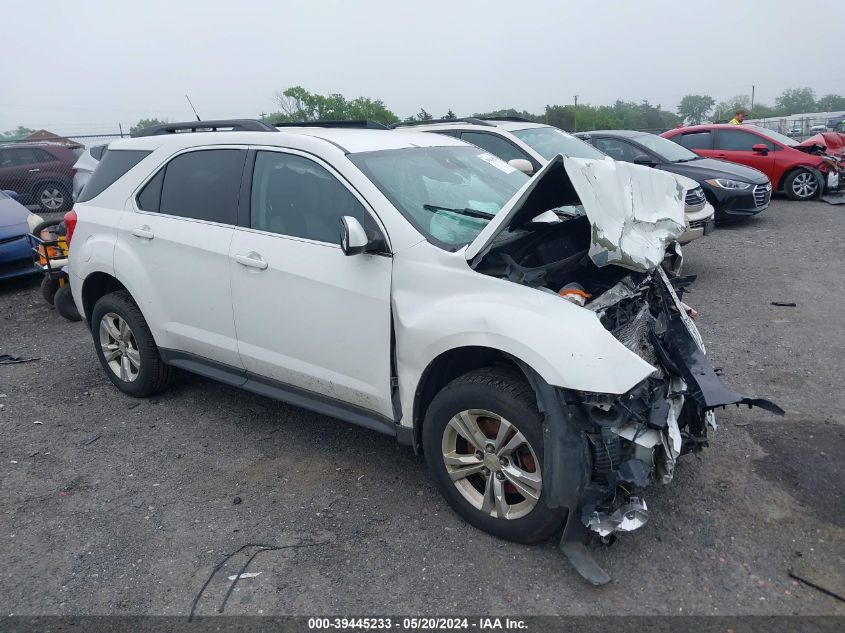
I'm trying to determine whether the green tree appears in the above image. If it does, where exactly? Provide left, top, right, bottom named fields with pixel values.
left=816, top=94, right=845, bottom=112
left=473, top=108, right=538, bottom=122
left=713, top=95, right=751, bottom=122
left=129, top=118, right=166, bottom=135
left=775, top=88, right=816, bottom=115
left=271, top=86, right=400, bottom=125
left=677, top=94, right=715, bottom=125
left=443, top=109, right=457, bottom=120
left=1, top=126, right=35, bottom=140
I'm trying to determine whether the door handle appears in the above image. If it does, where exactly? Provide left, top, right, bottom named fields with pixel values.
left=131, top=226, right=154, bottom=239
left=715, top=153, right=727, bottom=158
left=234, top=252, right=268, bottom=270
left=28, top=168, right=40, bottom=173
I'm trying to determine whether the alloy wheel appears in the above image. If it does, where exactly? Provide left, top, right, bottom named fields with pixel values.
left=791, top=172, right=819, bottom=199
left=441, top=409, right=541, bottom=520
left=99, top=313, right=141, bottom=382
left=40, top=187, right=64, bottom=210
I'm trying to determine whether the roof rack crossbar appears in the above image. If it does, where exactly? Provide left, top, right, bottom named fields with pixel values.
left=132, top=119, right=278, bottom=137
left=477, top=116, right=537, bottom=123
left=390, top=117, right=494, bottom=128
left=273, top=120, right=389, bottom=130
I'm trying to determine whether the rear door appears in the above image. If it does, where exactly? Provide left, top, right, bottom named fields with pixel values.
left=674, top=130, right=716, bottom=159
left=713, top=129, right=775, bottom=175
left=229, top=148, right=394, bottom=418
left=115, top=147, right=246, bottom=368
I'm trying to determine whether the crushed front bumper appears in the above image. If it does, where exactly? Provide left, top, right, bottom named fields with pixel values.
left=533, top=266, right=783, bottom=584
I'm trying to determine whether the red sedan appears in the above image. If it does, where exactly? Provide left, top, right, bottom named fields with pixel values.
left=662, top=124, right=840, bottom=201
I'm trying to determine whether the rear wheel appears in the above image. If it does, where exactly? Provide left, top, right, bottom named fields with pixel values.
left=40, top=276, right=60, bottom=305
left=35, top=183, right=72, bottom=212
left=422, top=367, right=567, bottom=544
left=54, top=284, right=81, bottom=322
left=785, top=169, right=820, bottom=201
left=90, top=291, right=174, bottom=397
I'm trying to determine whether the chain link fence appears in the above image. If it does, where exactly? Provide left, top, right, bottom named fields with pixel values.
left=0, top=133, right=125, bottom=213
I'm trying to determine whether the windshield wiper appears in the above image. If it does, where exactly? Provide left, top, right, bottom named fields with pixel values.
left=422, top=204, right=495, bottom=219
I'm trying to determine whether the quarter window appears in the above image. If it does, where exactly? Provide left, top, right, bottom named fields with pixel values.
left=78, top=149, right=151, bottom=202
left=459, top=132, right=529, bottom=163
left=137, top=149, right=244, bottom=224
left=249, top=151, right=371, bottom=244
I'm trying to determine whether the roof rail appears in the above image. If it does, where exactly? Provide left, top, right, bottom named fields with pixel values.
left=274, top=120, right=389, bottom=130
left=477, top=116, right=537, bottom=123
left=391, top=117, right=494, bottom=129
left=132, top=119, right=278, bottom=137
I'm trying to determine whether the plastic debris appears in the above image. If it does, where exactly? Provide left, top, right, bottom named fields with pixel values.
left=558, top=283, right=592, bottom=306
left=227, top=572, right=261, bottom=581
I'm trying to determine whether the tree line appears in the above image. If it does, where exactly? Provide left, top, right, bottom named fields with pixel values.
left=5, top=85, right=844, bottom=140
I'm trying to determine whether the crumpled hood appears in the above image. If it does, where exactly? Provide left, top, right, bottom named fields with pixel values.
left=466, top=154, right=686, bottom=273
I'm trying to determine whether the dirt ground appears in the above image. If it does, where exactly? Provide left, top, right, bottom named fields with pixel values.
left=1, top=198, right=843, bottom=616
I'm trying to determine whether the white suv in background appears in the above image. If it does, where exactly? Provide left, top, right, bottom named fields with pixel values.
left=67, top=120, right=778, bottom=584
left=398, top=117, right=714, bottom=243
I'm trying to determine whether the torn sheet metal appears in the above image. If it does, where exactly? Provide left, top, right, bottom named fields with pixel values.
left=587, top=497, right=649, bottom=538
left=563, top=157, right=686, bottom=272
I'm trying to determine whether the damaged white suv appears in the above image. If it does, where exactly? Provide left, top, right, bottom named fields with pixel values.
left=68, top=120, right=780, bottom=584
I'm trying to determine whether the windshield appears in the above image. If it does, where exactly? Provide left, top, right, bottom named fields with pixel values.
left=632, top=133, right=699, bottom=162
left=511, top=126, right=606, bottom=161
left=349, top=146, right=529, bottom=249
left=748, top=126, right=798, bottom=147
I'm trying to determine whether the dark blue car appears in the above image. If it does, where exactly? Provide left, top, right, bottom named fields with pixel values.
left=0, top=189, right=40, bottom=280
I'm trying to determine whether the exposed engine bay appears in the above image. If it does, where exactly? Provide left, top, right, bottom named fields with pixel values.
left=470, top=158, right=784, bottom=584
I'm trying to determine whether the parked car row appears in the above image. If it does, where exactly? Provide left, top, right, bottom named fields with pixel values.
left=53, top=119, right=782, bottom=586
left=0, top=142, right=80, bottom=212
left=662, top=124, right=842, bottom=201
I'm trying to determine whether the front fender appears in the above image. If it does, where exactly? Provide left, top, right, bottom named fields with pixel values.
left=392, top=242, right=654, bottom=426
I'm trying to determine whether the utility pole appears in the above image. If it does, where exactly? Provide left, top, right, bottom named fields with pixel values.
left=118, top=122, right=124, bottom=137
left=750, top=85, right=755, bottom=117
left=573, top=95, right=579, bottom=132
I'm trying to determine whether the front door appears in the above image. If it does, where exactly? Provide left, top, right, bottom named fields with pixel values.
left=230, top=149, right=394, bottom=418
left=713, top=128, right=775, bottom=175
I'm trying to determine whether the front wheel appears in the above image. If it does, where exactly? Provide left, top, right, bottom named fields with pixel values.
left=90, top=291, right=174, bottom=397
left=422, top=367, right=567, bottom=544
left=784, top=169, right=820, bottom=201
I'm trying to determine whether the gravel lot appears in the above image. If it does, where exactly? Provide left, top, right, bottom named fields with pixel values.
left=1, top=198, right=843, bottom=616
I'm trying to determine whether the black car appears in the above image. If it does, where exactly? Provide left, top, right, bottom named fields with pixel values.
left=576, top=130, right=772, bottom=222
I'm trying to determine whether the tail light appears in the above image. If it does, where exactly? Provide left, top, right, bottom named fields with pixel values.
left=64, top=209, right=78, bottom=244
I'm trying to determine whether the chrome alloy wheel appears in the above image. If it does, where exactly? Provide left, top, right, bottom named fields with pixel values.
left=99, top=312, right=141, bottom=382
left=40, top=186, right=64, bottom=210
left=791, top=171, right=819, bottom=199
left=441, top=409, right=541, bottom=520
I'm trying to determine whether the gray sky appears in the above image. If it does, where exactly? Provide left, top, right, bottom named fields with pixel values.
left=2, top=0, right=842, bottom=134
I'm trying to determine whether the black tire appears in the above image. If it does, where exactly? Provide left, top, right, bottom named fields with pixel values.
left=90, top=290, right=174, bottom=398
left=31, top=219, right=63, bottom=237
left=40, top=276, right=60, bottom=305
left=54, top=284, right=82, bottom=322
left=34, top=182, right=72, bottom=213
left=422, top=366, right=567, bottom=544
left=784, top=169, right=821, bottom=201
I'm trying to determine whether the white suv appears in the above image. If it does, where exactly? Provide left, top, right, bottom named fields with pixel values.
left=398, top=117, right=715, bottom=243
left=68, top=120, right=779, bottom=584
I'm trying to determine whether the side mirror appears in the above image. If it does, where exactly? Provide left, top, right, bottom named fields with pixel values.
left=2, top=190, right=19, bottom=200
left=340, top=216, right=383, bottom=256
left=752, top=143, right=769, bottom=155
left=633, top=155, right=656, bottom=167
left=508, top=158, right=534, bottom=175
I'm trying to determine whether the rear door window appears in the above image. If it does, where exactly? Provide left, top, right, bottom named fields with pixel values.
left=459, top=132, right=530, bottom=163
left=676, top=131, right=713, bottom=150
left=138, top=149, right=245, bottom=225
left=77, top=149, right=151, bottom=202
